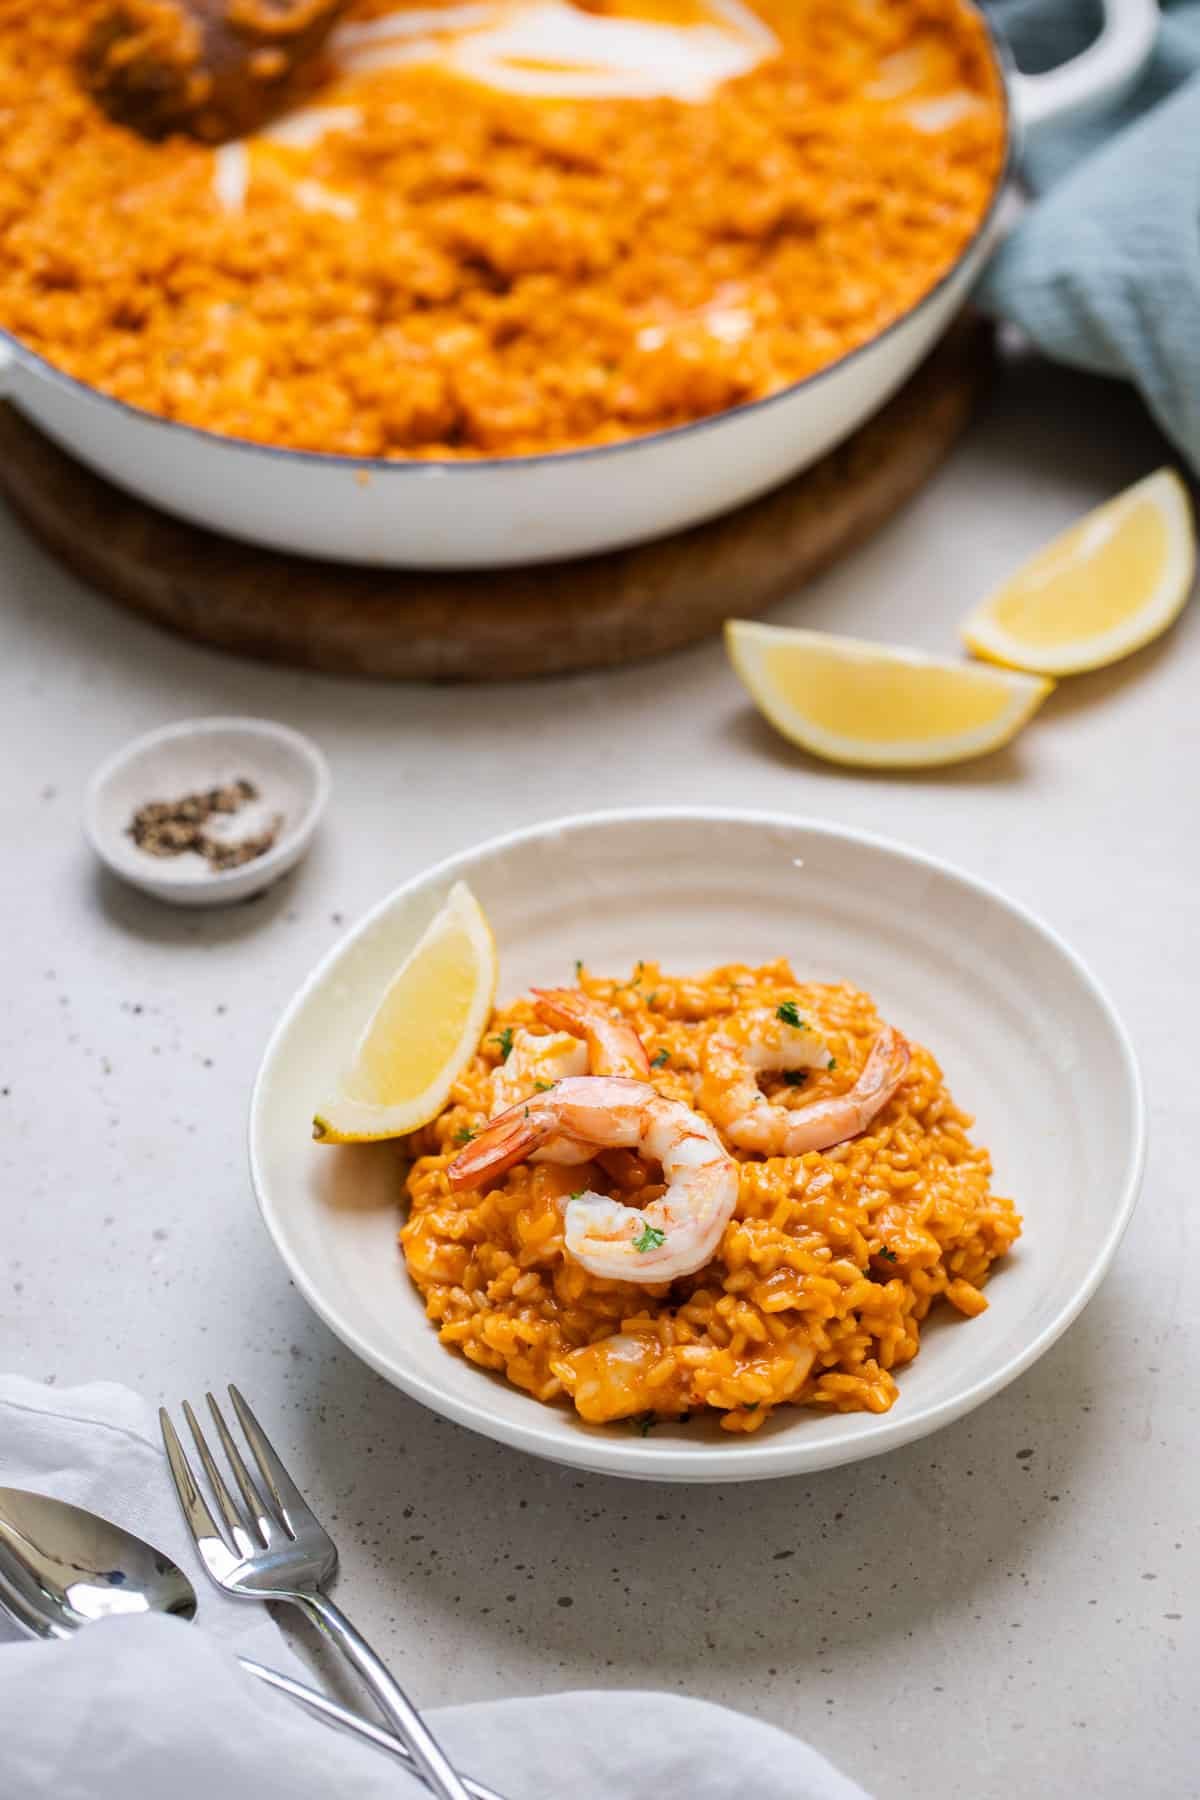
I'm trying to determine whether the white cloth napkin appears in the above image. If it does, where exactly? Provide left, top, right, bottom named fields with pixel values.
left=0, top=1376, right=869, bottom=1799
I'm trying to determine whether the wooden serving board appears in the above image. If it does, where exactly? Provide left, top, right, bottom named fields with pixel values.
left=0, top=317, right=990, bottom=681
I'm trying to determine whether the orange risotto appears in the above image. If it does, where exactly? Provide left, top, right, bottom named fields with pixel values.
left=0, top=0, right=1005, bottom=458
left=401, top=961, right=1020, bottom=1431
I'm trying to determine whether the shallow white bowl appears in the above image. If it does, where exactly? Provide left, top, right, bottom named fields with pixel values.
left=250, top=810, right=1144, bottom=1483
left=86, top=717, right=329, bottom=908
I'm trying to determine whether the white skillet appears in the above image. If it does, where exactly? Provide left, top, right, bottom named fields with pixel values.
left=0, top=0, right=1156, bottom=568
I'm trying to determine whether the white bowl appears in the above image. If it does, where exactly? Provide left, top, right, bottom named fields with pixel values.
left=86, top=717, right=329, bottom=908
left=250, top=810, right=1145, bottom=1483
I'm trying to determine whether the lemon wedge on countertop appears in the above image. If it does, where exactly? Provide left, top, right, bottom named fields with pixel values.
left=962, top=468, right=1196, bottom=676
left=725, top=620, right=1052, bottom=769
left=312, top=880, right=496, bottom=1144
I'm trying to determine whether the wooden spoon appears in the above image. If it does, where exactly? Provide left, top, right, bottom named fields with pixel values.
left=79, top=0, right=349, bottom=142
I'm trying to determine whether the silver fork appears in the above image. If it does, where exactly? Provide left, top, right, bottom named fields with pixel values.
left=161, top=1384, right=473, bottom=1800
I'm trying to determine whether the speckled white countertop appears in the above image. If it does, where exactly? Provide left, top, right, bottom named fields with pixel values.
left=3, top=348, right=1197, bottom=1800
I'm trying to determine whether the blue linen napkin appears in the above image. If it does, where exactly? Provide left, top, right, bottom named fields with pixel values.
left=980, top=1, right=1200, bottom=473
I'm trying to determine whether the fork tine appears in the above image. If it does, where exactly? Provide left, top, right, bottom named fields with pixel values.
left=183, top=1399, right=259, bottom=1557
left=160, top=1407, right=228, bottom=1553
left=228, top=1384, right=312, bottom=1540
left=205, top=1391, right=277, bottom=1545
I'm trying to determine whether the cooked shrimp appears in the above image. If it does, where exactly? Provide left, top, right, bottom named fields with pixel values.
left=447, top=1075, right=738, bottom=1282
left=531, top=988, right=651, bottom=1078
left=701, top=1015, right=910, bottom=1156
left=698, top=1005, right=834, bottom=1127
left=489, top=1029, right=587, bottom=1114
left=520, top=987, right=653, bottom=1189
left=489, top=988, right=648, bottom=1115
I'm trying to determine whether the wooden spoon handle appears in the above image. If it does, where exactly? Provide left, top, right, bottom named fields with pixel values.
left=80, top=0, right=349, bottom=142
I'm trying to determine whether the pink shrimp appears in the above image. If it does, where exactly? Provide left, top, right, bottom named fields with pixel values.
left=531, top=988, right=651, bottom=1078
left=702, top=1021, right=911, bottom=1156
left=487, top=990, right=649, bottom=1116
left=447, top=1075, right=738, bottom=1283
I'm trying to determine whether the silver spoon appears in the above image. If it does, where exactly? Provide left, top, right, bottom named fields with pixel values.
left=0, top=1488, right=501, bottom=1799
left=0, top=1485, right=197, bottom=1634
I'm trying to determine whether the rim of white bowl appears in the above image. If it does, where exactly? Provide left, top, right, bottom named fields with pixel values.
left=249, top=807, right=1146, bottom=1481
left=85, top=715, right=330, bottom=894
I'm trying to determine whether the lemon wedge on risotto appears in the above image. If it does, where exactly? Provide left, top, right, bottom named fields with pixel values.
left=963, top=468, right=1196, bottom=676
left=726, top=621, right=1052, bottom=769
left=312, top=880, right=496, bottom=1144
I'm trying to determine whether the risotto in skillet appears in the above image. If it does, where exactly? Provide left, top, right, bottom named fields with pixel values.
left=0, top=0, right=1005, bottom=457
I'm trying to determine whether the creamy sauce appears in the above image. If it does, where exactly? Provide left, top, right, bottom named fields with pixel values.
left=868, top=45, right=927, bottom=100
left=214, top=0, right=779, bottom=211
left=866, top=38, right=982, bottom=130
left=211, top=2, right=983, bottom=215
left=259, top=104, right=364, bottom=148
left=636, top=302, right=754, bottom=351
left=331, top=0, right=778, bottom=102
left=331, top=3, right=495, bottom=48
left=293, top=178, right=359, bottom=217
left=905, top=90, right=987, bottom=131
left=212, top=141, right=249, bottom=212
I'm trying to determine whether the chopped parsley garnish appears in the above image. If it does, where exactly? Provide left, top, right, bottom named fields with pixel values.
left=646, top=991, right=659, bottom=1008
left=491, top=1026, right=514, bottom=1061
left=782, top=1069, right=808, bottom=1087
left=632, top=1411, right=657, bottom=1436
left=632, top=1223, right=666, bottom=1253
left=744, top=1400, right=759, bottom=1411
left=574, top=959, right=583, bottom=980
left=776, top=1001, right=806, bottom=1029
left=828, top=1057, right=838, bottom=1071
left=453, top=1126, right=475, bottom=1144
left=568, top=1190, right=585, bottom=1201
left=533, top=1079, right=556, bottom=1092
left=878, top=1245, right=898, bottom=1262
left=650, top=1048, right=669, bottom=1069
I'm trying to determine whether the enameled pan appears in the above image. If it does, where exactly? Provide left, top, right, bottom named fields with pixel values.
left=0, top=0, right=1156, bottom=568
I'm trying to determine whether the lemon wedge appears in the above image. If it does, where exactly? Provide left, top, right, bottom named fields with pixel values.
left=963, top=468, right=1196, bottom=676
left=312, top=880, right=496, bottom=1144
left=726, top=620, right=1052, bottom=769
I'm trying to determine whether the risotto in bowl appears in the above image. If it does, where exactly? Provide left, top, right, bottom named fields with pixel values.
left=403, top=962, right=1019, bottom=1432
left=250, top=811, right=1144, bottom=1481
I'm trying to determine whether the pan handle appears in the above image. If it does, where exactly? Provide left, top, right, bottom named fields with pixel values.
left=1008, top=0, right=1158, bottom=134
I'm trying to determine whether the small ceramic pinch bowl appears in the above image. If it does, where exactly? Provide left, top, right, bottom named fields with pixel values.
left=85, top=716, right=329, bottom=908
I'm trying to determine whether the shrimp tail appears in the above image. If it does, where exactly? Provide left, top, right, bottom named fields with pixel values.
left=860, top=1025, right=911, bottom=1106
left=774, top=1024, right=911, bottom=1155
left=530, top=988, right=595, bottom=1033
left=531, top=987, right=651, bottom=1078
left=447, top=1098, right=550, bottom=1192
